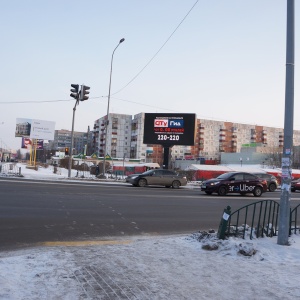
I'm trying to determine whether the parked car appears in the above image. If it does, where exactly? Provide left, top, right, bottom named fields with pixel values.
left=291, top=179, right=300, bottom=192
left=201, top=172, right=268, bottom=197
left=126, top=169, right=187, bottom=188
left=251, top=173, right=278, bottom=192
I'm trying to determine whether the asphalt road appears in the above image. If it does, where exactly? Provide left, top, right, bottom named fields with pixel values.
left=1, top=178, right=300, bottom=250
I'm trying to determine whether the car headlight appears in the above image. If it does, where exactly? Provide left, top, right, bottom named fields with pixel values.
left=210, top=181, right=220, bottom=186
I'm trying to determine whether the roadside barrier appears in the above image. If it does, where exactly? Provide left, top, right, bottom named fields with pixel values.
left=0, top=163, right=21, bottom=176
left=217, top=200, right=300, bottom=239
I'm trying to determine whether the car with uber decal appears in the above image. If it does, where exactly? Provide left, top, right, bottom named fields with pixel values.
left=201, top=172, right=268, bottom=197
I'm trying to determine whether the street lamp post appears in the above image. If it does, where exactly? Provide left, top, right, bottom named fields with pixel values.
left=102, top=38, right=125, bottom=177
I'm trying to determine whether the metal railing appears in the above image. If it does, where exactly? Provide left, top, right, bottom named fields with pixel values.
left=219, top=200, right=300, bottom=239
left=0, top=163, right=21, bottom=176
left=290, top=203, right=300, bottom=235
left=226, top=200, right=280, bottom=239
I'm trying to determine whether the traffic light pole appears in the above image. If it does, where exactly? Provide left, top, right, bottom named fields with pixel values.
left=68, top=99, right=78, bottom=178
left=68, top=83, right=90, bottom=178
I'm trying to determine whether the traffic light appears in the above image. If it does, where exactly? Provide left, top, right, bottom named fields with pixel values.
left=80, top=85, right=90, bottom=101
left=70, top=84, right=79, bottom=100
left=65, top=147, right=69, bottom=155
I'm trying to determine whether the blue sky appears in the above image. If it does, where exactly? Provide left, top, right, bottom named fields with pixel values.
left=0, top=1, right=298, bottom=150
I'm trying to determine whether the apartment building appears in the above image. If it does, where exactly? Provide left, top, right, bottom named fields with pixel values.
left=92, top=113, right=300, bottom=165
left=46, top=129, right=90, bottom=155
left=93, top=113, right=132, bottom=158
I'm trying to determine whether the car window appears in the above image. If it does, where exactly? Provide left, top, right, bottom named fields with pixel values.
left=163, top=170, right=176, bottom=176
left=142, top=170, right=155, bottom=175
left=244, top=174, right=258, bottom=180
left=217, top=173, right=233, bottom=180
left=230, top=174, right=243, bottom=181
left=253, top=173, right=265, bottom=178
left=154, top=170, right=163, bottom=176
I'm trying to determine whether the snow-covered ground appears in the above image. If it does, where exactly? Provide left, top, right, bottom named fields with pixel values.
left=1, top=163, right=300, bottom=299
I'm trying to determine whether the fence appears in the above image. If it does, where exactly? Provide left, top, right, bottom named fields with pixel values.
left=290, top=203, right=300, bottom=235
left=0, top=163, right=21, bottom=176
left=218, top=200, right=300, bottom=240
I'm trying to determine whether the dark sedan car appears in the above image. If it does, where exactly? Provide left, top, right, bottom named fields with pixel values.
left=201, top=172, right=268, bottom=197
left=291, top=179, right=300, bottom=192
left=252, top=173, right=278, bottom=192
left=126, top=169, right=187, bottom=188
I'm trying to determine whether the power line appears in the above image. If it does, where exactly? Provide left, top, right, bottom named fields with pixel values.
left=0, top=99, right=73, bottom=104
left=111, top=0, right=199, bottom=95
left=0, top=1, right=199, bottom=109
left=0, top=97, right=105, bottom=104
left=110, top=96, right=180, bottom=112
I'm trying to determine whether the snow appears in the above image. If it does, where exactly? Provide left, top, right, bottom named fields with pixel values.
left=1, top=163, right=300, bottom=299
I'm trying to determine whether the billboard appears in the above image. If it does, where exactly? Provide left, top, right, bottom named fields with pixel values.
left=15, top=118, right=55, bottom=140
left=30, top=119, right=55, bottom=140
left=143, top=113, right=196, bottom=146
left=21, top=137, right=44, bottom=149
left=15, top=118, right=31, bottom=137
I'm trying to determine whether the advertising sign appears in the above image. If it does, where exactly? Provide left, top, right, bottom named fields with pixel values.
left=30, top=119, right=55, bottom=140
left=16, top=118, right=55, bottom=140
left=15, top=118, right=31, bottom=137
left=143, top=113, right=196, bottom=146
left=21, top=137, right=44, bottom=149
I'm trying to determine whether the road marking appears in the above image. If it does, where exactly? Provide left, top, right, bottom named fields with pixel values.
left=40, top=240, right=132, bottom=247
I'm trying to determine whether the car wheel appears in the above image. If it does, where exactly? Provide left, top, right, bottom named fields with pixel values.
left=291, top=188, right=296, bottom=192
left=172, top=180, right=181, bottom=189
left=138, top=178, right=147, bottom=187
left=253, top=186, right=263, bottom=197
left=205, top=191, right=212, bottom=195
left=268, top=183, right=277, bottom=192
left=218, top=185, right=227, bottom=196
left=165, top=186, right=171, bottom=188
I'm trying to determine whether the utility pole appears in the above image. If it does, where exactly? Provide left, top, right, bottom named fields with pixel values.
left=278, top=0, right=295, bottom=245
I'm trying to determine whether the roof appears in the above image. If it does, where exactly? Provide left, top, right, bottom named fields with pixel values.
left=188, top=164, right=300, bottom=175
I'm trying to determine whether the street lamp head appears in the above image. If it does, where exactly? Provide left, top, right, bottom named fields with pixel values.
left=119, top=38, right=125, bottom=44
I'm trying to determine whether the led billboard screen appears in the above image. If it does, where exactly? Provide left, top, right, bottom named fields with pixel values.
left=143, top=113, right=196, bottom=146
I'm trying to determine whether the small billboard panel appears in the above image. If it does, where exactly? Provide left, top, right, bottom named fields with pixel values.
left=15, top=118, right=31, bottom=137
left=143, top=113, right=196, bottom=146
left=16, top=118, right=55, bottom=140
left=30, top=119, right=55, bottom=140
left=21, top=137, right=44, bottom=149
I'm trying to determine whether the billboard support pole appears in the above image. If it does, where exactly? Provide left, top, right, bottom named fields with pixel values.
left=68, top=100, right=78, bottom=178
left=29, top=141, right=33, bottom=166
left=163, top=146, right=170, bottom=169
left=34, top=139, right=37, bottom=169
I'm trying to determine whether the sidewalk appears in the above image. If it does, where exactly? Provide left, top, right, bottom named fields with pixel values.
left=1, top=233, right=300, bottom=299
